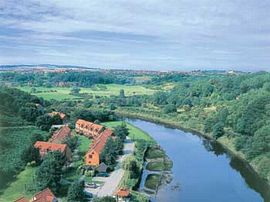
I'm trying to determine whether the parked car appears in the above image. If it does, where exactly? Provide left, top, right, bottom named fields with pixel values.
left=85, top=182, right=98, bottom=188
left=96, top=172, right=109, bottom=177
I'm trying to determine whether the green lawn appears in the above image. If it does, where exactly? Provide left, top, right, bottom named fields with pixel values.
left=77, top=135, right=92, bottom=154
left=0, top=166, right=36, bottom=202
left=18, top=84, right=156, bottom=101
left=102, top=121, right=154, bottom=142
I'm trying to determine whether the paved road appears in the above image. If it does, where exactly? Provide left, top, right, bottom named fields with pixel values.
left=85, top=137, right=135, bottom=197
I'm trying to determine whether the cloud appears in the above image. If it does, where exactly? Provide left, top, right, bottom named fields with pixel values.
left=0, top=0, right=270, bottom=71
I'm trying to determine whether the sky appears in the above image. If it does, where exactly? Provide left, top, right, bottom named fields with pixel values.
left=0, top=0, right=270, bottom=71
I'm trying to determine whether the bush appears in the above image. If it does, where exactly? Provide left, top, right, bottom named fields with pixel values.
left=93, top=196, right=116, bottom=202
left=212, top=122, right=224, bottom=139
left=163, top=104, right=177, bottom=114
left=67, top=180, right=85, bottom=202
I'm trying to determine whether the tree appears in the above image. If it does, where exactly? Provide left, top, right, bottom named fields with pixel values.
left=218, top=108, right=228, bottom=123
left=83, top=100, right=93, bottom=108
left=67, top=180, right=85, bottom=202
left=71, top=86, right=81, bottom=94
left=246, top=125, right=270, bottom=159
left=263, top=82, right=270, bottom=92
left=114, top=137, right=124, bottom=155
left=118, top=89, right=126, bottom=106
left=204, top=117, right=215, bottom=133
left=119, top=89, right=125, bottom=98
left=212, top=122, right=224, bottom=139
left=35, top=151, right=65, bottom=193
left=64, top=136, right=78, bottom=152
left=122, top=156, right=140, bottom=179
left=31, top=87, right=37, bottom=93
left=152, top=91, right=168, bottom=105
left=20, top=106, right=43, bottom=122
left=114, top=124, right=129, bottom=141
left=22, top=145, right=41, bottom=165
left=36, top=114, right=62, bottom=131
left=100, top=138, right=116, bottom=167
left=163, top=104, right=177, bottom=114
left=93, top=196, right=116, bottom=202
left=109, top=103, right=117, bottom=110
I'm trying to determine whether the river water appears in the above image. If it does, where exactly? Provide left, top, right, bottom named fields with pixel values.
left=127, top=119, right=270, bottom=202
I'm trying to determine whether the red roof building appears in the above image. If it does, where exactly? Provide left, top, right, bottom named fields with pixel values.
left=49, top=125, right=71, bottom=144
left=34, top=141, right=71, bottom=161
left=85, top=129, right=113, bottom=166
left=14, top=197, right=28, bottom=202
left=75, top=119, right=104, bottom=138
left=30, top=188, right=57, bottom=202
left=48, top=111, right=67, bottom=120
left=15, top=188, right=58, bottom=202
left=116, top=188, right=130, bottom=199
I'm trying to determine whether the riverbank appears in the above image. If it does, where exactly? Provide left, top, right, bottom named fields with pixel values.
left=115, top=110, right=270, bottom=187
left=104, top=121, right=173, bottom=200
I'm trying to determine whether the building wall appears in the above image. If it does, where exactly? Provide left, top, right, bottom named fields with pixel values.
left=75, top=124, right=103, bottom=138
left=85, top=150, right=100, bottom=166
left=65, top=147, right=72, bottom=161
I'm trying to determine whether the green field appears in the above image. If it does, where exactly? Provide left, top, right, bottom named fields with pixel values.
left=18, top=84, right=156, bottom=101
left=0, top=166, right=36, bottom=202
left=102, top=121, right=154, bottom=142
left=77, top=134, right=92, bottom=154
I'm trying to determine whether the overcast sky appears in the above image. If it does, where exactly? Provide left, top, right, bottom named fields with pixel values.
left=0, top=0, right=270, bottom=71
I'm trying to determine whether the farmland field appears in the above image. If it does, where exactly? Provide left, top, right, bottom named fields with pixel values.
left=18, top=84, right=156, bottom=101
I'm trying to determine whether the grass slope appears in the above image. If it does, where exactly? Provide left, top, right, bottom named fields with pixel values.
left=0, top=166, right=36, bottom=202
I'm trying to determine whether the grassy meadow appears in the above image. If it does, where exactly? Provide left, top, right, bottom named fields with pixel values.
left=102, top=121, right=154, bottom=142
left=77, top=134, right=92, bottom=154
left=18, top=84, right=156, bottom=101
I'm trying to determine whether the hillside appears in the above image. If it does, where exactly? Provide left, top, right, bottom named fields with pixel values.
left=108, top=72, right=270, bottom=183
left=0, top=86, right=48, bottom=190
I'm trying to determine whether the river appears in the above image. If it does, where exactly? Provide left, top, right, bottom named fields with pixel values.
left=127, top=119, right=270, bottom=202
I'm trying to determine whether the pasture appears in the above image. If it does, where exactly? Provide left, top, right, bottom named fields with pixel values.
left=18, top=84, right=156, bottom=101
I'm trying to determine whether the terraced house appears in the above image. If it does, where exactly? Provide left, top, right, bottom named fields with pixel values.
left=49, top=125, right=71, bottom=144
left=75, top=119, right=104, bottom=138
left=85, top=128, right=113, bottom=166
left=75, top=119, right=114, bottom=166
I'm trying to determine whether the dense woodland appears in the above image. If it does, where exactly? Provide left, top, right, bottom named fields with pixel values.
left=0, top=71, right=133, bottom=87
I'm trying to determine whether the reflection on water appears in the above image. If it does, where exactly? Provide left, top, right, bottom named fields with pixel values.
left=203, top=138, right=270, bottom=201
left=128, top=119, right=270, bottom=202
